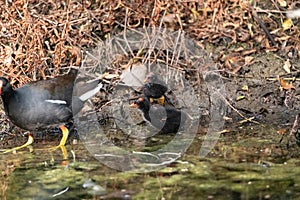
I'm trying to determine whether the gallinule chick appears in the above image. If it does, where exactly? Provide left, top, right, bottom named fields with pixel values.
left=143, top=72, right=169, bottom=105
left=130, top=97, right=188, bottom=134
left=0, top=68, right=102, bottom=152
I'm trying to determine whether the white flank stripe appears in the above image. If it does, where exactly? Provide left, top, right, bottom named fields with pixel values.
left=79, top=83, right=102, bottom=101
left=45, top=99, right=67, bottom=104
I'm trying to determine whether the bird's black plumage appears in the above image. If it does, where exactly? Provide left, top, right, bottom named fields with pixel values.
left=130, top=97, right=187, bottom=134
left=143, top=72, right=168, bottom=99
left=0, top=68, right=101, bottom=132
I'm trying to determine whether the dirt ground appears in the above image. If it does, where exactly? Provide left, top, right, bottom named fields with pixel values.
left=0, top=0, right=300, bottom=145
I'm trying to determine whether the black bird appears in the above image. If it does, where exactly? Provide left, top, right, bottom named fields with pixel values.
left=0, top=68, right=102, bottom=152
left=143, top=72, right=168, bottom=105
left=130, top=97, right=188, bottom=134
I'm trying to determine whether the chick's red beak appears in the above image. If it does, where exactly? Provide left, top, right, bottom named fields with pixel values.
left=130, top=102, right=138, bottom=108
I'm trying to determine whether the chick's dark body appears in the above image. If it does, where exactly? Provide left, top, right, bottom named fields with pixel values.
left=131, top=97, right=187, bottom=134
left=144, top=73, right=167, bottom=97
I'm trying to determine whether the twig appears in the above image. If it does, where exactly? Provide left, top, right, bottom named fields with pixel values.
left=285, top=113, right=300, bottom=148
left=251, top=7, right=277, bottom=46
left=219, top=92, right=260, bottom=124
left=267, top=77, right=300, bottom=81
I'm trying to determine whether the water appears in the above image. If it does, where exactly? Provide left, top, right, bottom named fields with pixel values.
left=1, top=124, right=300, bottom=199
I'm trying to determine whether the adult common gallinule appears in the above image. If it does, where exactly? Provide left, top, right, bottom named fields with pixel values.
left=0, top=68, right=102, bottom=152
left=130, top=97, right=188, bottom=134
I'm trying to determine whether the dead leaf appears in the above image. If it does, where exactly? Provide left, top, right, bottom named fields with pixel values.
left=282, top=18, right=293, bottom=30
left=3, top=46, right=13, bottom=68
left=234, top=47, right=244, bottom=52
left=241, top=49, right=256, bottom=56
left=68, top=46, right=81, bottom=66
left=102, top=73, right=119, bottom=79
left=277, top=36, right=291, bottom=41
left=270, top=28, right=281, bottom=34
left=277, top=128, right=287, bottom=135
left=283, top=59, right=291, bottom=73
left=191, top=8, right=200, bottom=19
left=228, top=56, right=239, bottom=64
left=242, top=85, right=249, bottom=91
left=245, top=56, right=254, bottom=65
left=277, top=0, right=287, bottom=7
left=279, top=78, right=295, bottom=90
left=162, top=14, right=177, bottom=23
left=236, top=95, right=245, bottom=101
left=248, top=23, right=254, bottom=37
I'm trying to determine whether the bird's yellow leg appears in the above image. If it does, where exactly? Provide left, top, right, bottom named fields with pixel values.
left=58, top=125, right=69, bottom=146
left=46, top=125, right=69, bottom=159
left=2, top=133, right=34, bottom=154
left=47, top=125, right=69, bottom=159
left=48, top=125, right=69, bottom=150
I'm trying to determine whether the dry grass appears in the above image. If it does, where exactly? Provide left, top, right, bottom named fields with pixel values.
left=0, top=0, right=298, bottom=86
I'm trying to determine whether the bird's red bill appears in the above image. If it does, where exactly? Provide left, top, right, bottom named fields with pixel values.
left=130, top=102, right=138, bottom=108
